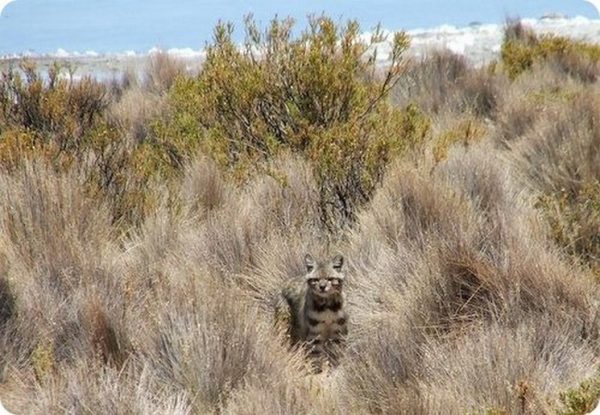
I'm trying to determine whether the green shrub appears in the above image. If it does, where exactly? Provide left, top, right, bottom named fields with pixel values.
left=31, top=341, right=55, bottom=383
left=501, top=21, right=600, bottom=80
left=159, top=16, right=428, bottom=229
left=0, top=62, right=179, bottom=225
left=0, top=60, right=109, bottom=159
left=0, top=62, right=120, bottom=193
left=559, top=370, right=600, bottom=415
left=536, top=182, right=600, bottom=276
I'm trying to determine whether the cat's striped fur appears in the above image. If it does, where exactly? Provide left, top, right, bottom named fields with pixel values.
left=276, top=254, right=348, bottom=369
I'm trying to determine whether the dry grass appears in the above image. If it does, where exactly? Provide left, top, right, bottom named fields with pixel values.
left=393, top=50, right=505, bottom=118
left=143, top=51, right=186, bottom=94
left=492, top=61, right=582, bottom=146
left=108, top=86, right=166, bottom=143
left=512, top=90, right=600, bottom=272
left=108, top=51, right=184, bottom=143
left=3, top=144, right=594, bottom=414
left=0, top=19, right=599, bottom=415
left=341, top=148, right=599, bottom=413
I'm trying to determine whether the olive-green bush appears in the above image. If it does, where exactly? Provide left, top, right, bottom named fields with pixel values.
left=158, top=16, right=429, bottom=229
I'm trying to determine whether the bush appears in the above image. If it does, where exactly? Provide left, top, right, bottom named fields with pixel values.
left=501, top=21, right=600, bottom=81
left=536, top=182, right=600, bottom=275
left=516, top=92, right=600, bottom=272
left=559, top=370, right=600, bottom=415
left=0, top=61, right=109, bottom=161
left=159, top=16, right=428, bottom=230
left=0, top=61, right=187, bottom=226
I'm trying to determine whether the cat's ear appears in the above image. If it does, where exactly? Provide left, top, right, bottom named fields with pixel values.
left=305, top=254, right=316, bottom=272
left=331, top=254, right=344, bottom=271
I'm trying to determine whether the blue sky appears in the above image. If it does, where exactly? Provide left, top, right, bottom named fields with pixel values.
left=0, top=0, right=598, bottom=54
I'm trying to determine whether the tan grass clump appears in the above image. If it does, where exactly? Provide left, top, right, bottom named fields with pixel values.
left=0, top=15, right=599, bottom=415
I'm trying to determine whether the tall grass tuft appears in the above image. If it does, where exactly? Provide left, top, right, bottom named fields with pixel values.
left=0, top=16, right=598, bottom=415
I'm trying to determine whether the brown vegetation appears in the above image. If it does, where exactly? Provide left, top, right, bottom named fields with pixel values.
left=0, top=18, right=598, bottom=414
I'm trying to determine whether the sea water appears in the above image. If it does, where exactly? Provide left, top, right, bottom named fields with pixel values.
left=0, top=0, right=598, bottom=57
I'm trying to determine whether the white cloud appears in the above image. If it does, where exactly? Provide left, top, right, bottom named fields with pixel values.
left=0, top=0, right=16, bottom=16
